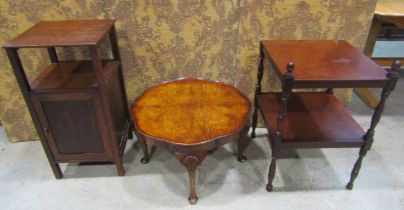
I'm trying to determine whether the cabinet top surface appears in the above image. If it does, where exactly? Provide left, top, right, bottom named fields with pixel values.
left=262, top=40, right=389, bottom=84
left=4, top=19, right=115, bottom=48
left=132, top=78, right=251, bottom=145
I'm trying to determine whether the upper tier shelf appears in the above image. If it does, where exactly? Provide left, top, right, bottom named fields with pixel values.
left=4, top=19, right=115, bottom=48
left=262, top=40, right=390, bottom=88
left=257, top=92, right=365, bottom=148
left=30, top=60, right=120, bottom=92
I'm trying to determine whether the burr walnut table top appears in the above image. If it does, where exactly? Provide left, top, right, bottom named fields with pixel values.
left=132, top=78, right=251, bottom=204
left=132, top=78, right=250, bottom=145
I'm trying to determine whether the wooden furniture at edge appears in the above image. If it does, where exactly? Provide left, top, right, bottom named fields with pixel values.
left=356, top=0, right=404, bottom=108
left=3, top=20, right=132, bottom=178
left=132, top=78, right=251, bottom=204
left=251, top=40, right=399, bottom=191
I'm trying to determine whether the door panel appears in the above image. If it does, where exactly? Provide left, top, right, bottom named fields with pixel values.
left=31, top=92, right=109, bottom=160
left=42, top=100, right=104, bottom=154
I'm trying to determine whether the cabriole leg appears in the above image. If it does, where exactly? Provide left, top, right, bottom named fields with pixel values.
left=237, top=125, right=250, bottom=162
left=135, top=131, right=150, bottom=164
left=175, top=153, right=206, bottom=205
left=251, top=107, right=259, bottom=138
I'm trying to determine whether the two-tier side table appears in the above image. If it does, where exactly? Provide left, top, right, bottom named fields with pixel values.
left=3, top=20, right=132, bottom=178
left=132, top=78, right=251, bottom=204
left=251, top=40, right=399, bottom=191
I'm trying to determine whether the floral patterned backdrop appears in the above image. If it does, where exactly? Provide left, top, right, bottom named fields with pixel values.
left=0, top=0, right=377, bottom=142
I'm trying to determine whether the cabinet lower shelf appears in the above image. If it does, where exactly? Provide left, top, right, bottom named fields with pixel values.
left=257, top=92, right=365, bottom=148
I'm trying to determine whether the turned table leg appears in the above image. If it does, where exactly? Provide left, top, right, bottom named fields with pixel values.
left=266, top=157, right=277, bottom=192
left=346, top=150, right=365, bottom=190
left=252, top=42, right=265, bottom=138
left=175, top=153, right=207, bottom=205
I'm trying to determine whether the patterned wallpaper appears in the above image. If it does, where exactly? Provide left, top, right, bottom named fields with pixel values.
left=236, top=0, right=377, bottom=98
left=0, top=1, right=106, bottom=142
left=0, top=0, right=377, bottom=142
left=103, top=0, right=240, bottom=99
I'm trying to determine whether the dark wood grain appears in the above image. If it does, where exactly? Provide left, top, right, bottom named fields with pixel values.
left=175, top=152, right=207, bottom=205
left=258, top=92, right=365, bottom=148
left=237, top=125, right=251, bottom=162
left=5, top=48, right=63, bottom=179
left=347, top=61, right=400, bottom=190
left=262, top=40, right=389, bottom=88
left=251, top=42, right=265, bottom=138
left=30, top=60, right=119, bottom=91
left=41, top=99, right=104, bottom=154
left=4, top=20, right=115, bottom=48
left=109, top=25, right=132, bottom=140
left=256, top=40, right=399, bottom=192
left=47, top=47, right=58, bottom=63
left=3, top=20, right=131, bottom=178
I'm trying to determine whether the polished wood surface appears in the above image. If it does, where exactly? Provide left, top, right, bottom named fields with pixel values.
left=3, top=20, right=131, bottom=178
left=4, top=19, right=115, bottom=48
left=253, top=40, right=400, bottom=192
left=132, top=78, right=251, bottom=204
left=258, top=92, right=365, bottom=148
left=133, top=78, right=250, bottom=145
left=262, top=40, right=388, bottom=87
left=30, top=60, right=119, bottom=91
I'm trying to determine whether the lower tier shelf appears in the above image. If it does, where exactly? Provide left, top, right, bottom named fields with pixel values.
left=257, top=92, right=366, bottom=148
